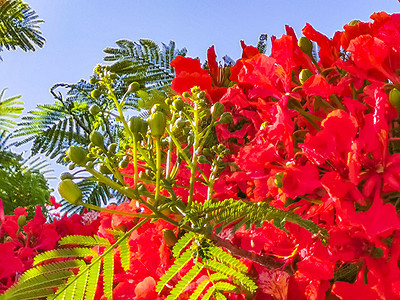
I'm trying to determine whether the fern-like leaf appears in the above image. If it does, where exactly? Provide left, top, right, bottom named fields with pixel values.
left=33, top=248, right=96, bottom=265
left=207, top=246, right=248, bottom=273
left=189, top=199, right=328, bottom=245
left=156, top=249, right=194, bottom=292
left=205, top=260, right=257, bottom=293
left=166, top=262, right=204, bottom=300
left=188, top=277, right=210, bottom=300
left=172, top=232, right=195, bottom=258
left=103, top=251, right=115, bottom=300
left=84, top=259, right=101, bottom=300
left=119, top=237, right=130, bottom=271
left=58, top=235, right=110, bottom=247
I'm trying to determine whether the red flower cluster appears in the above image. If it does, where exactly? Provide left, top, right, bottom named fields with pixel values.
left=0, top=199, right=100, bottom=293
left=169, top=11, right=400, bottom=299
left=5, top=10, right=400, bottom=300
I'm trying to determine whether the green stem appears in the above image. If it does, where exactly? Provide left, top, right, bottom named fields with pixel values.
left=155, top=137, right=162, bottom=206
left=133, top=136, right=138, bottom=189
left=165, top=127, right=193, bottom=167
left=83, top=203, right=154, bottom=218
left=188, top=103, right=200, bottom=208
left=107, top=85, right=155, bottom=169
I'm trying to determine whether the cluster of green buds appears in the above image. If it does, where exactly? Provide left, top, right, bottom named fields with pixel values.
left=59, top=82, right=236, bottom=219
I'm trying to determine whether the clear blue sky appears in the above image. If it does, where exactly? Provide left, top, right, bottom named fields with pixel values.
left=0, top=0, right=399, bottom=191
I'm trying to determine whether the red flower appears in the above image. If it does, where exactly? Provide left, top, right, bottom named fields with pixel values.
left=170, top=56, right=212, bottom=94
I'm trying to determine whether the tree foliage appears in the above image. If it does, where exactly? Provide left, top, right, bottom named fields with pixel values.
left=0, top=0, right=44, bottom=57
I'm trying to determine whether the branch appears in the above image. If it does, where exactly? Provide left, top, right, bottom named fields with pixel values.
left=208, top=233, right=296, bottom=276
left=50, top=83, right=91, bottom=135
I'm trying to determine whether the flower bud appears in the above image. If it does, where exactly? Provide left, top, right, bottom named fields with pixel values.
left=181, top=92, right=191, bottom=99
left=108, top=143, right=117, bottom=153
left=218, top=112, right=233, bottom=124
left=119, top=157, right=130, bottom=169
left=129, top=116, right=143, bottom=137
left=211, top=102, right=225, bottom=120
left=60, top=172, right=74, bottom=180
left=148, top=111, right=167, bottom=138
left=89, top=77, right=98, bottom=85
left=91, top=89, right=101, bottom=99
left=90, top=131, right=105, bottom=149
left=58, top=179, right=83, bottom=205
left=173, top=98, right=184, bottom=111
left=89, top=104, right=101, bottom=116
left=127, top=82, right=140, bottom=93
left=198, top=155, right=210, bottom=164
left=299, top=69, right=313, bottom=84
left=17, top=215, right=27, bottom=227
left=389, top=88, right=400, bottom=111
left=348, top=19, right=361, bottom=26
left=298, top=37, right=313, bottom=56
left=66, top=146, right=88, bottom=166
left=162, top=229, right=178, bottom=247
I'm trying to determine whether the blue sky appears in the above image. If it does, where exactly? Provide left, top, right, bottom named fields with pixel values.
left=0, top=0, right=399, bottom=190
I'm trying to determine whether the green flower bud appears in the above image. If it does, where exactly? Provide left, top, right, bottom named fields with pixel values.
left=91, top=89, right=101, bottom=99
left=128, top=116, right=143, bottom=137
left=58, top=179, right=83, bottom=205
left=90, top=131, right=105, bottom=149
left=17, top=215, right=27, bottom=227
left=162, top=229, right=178, bottom=247
left=211, top=102, right=225, bottom=120
left=89, top=77, right=98, bottom=85
left=99, top=164, right=112, bottom=175
left=60, top=172, right=74, bottom=180
left=173, top=98, right=184, bottom=111
left=198, top=155, right=210, bottom=164
left=389, top=88, right=400, bottom=111
left=119, top=157, right=130, bottom=169
left=348, top=19, right=361, bottom=26
left=127, top=82, right=140, bottom=93
left=202, top=148, right=212, bottom=156
left=89, top=104, right=101, bottom=116
left=68, top=163, right=76, bottom=170
left=371, top=246, right=383, bottom=259
left=182, top=92, right=191, bottom=98
left=108, top=143, right=117, bottom=153
left=191, top=86, right=201, bottom=94
left=165, top=97, right=173, bottom=106
left=66, top=146, right=88, bottom=166
left=299, top=69, right=313, bottom=84
left=196, top=91, right=206, bottom=99
left=298, top=37, right=313, bottom=56
left=148, top=111, right=167, bottom=138
left=218, top=112, right=233, bottom=124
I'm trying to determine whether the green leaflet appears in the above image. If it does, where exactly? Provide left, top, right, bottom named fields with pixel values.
left=188, top=198, right=329, bottom=245
left=205, top=260, right=257, bottom=292
left=34, top=248, right=96, bottom=265
left=119, top=237, right=131, bottom=271
left=84, top=259, right=101, bottom=300
left=58, top=235, right=110, bottom=247
left=103, top=251, right=115, bottom=300
left=166, top=263, right=204, bottom=300
left=172, top=231, right=195, bottom=258
left=207, top=246, right=247, bottom=273
left=0, top=89, right=23, bottom=131
left=156, top=249, right=194, bottom=292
